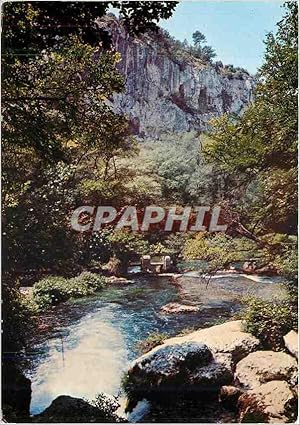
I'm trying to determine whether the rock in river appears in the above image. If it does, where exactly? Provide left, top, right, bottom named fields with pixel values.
left=156, top=320, right=260, bottom=362
left=160, top=302, right=199, bottom=314
left=126, top=321, right=260, bottom=397
left=219, top=385, right=243, bottom=408
left=128, top=342, right=213, bottom=392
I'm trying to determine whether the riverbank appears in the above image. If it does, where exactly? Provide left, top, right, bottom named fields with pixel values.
left=27, top=318, right=298, bottom=423
left=17, top=271, right=287, bottom=421
left=123, top=320, right=298, bottom=423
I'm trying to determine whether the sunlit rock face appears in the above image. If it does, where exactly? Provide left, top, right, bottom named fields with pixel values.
left=101, top=15, right=255, bottom=138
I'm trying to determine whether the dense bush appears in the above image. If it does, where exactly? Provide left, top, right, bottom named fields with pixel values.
left=71, top=272, right=107, bottom=295
left=33, top=276, right=69, bottom=309
left=241, top=296, right=298, bottom=351
left=33, top=272, right=107, bottom=309
left=2, top=282, right=36, bottom=354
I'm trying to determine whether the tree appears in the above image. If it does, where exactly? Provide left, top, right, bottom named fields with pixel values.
left=2, top=39, right=127, bottom=160
left=143, top=132, right=221, bottom=205
left=204, top=1, right=297, bottom=234
left=192, top=31, right=206, bottom=47
left=201, top=45, right=217, bottom=62
left=2, top=2, right=178, bottom=54
left=191, top=30, right=216, bottom=62
left=1, top=4, right=178, bottom=420
left=202, top=2, right=298, bottom=349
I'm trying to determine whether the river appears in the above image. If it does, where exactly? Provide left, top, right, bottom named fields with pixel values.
left=25, top=272, right=284, bottom=420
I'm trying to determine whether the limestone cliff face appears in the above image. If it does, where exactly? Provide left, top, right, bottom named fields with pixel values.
left=101, top=16, right=255, bottom=138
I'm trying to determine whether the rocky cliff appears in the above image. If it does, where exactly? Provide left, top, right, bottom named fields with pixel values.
left=101, top=15, right=255, bottom=138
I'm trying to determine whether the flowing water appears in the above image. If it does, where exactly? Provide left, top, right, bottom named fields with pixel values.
left=25, top=273, right=284, bottom=420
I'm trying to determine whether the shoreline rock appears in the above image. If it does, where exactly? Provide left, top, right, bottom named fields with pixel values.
left=234, top=350, right=298, bottom=423
left=237, top=381, right=297, bottom=423
left=2, top=364, right=32, bottom=422
left=234, top=350, right=298, bottom=389
left=125, top=320, right=298, bottom=423
left=33, top=395, right=124, bottom=423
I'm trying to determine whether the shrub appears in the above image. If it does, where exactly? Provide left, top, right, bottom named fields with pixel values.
left=33, top=272, right=106, bottom=309
left=33, top=276, right=69, bottom=309
left=241, top=296, right=298, bottom=350
left=70, top=272, right=106, bottom=296
left=137, top=332, right=168, bottom=354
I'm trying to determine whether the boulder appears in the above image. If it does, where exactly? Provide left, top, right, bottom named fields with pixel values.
left=238, top=380, right=297, bottom=423
left=2, top=364, right=32, bottom=421
left=283, top=330, right=298, bottom=359
left=160, top=302, right=199, bottom=314
left=130, top=342, right=212, bottom=381
left=128, top=342, right=233, bottom=395
left=127, top=321, right=260, bottom=396
left=126, top=321, right=260, bottom=399
left=33, top=395, right=123, bottom=423
left=235, top=350, right=298, bottom=389
left=159, top=320, right=260, bottom=363
left=189, top=352, right=234, bottom=390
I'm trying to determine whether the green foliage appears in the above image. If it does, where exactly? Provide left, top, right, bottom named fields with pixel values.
left=143, top=133, right=219, bottom=204
left=2, top=282, right=36, bottom=353
left=183, top=233, right=260, bottom=273
left=205, top=2, right=297, bottom=235
left=137, top=332, right=168, bottom=354
left=107, top=229, right=149, bottom=266
left=72, top=272, right=107, bottom=294
left=241, top=296, right=298, bottom=351
left=3, top=162, right=79, bottom=274
left=33, top=273, right=106, bottom=309
left=33, top=276, right=70, bottom=309
left=192, top=31, right=216, bottom=62
left=274, top=245, right=297, bottom=282
left=2, top=2, right=177, bottom=54
left=79, top=179, right=126, bottom=205
left=163, top=233, right=189, bottom=256
left=2, top=38, right=128, bottom=160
